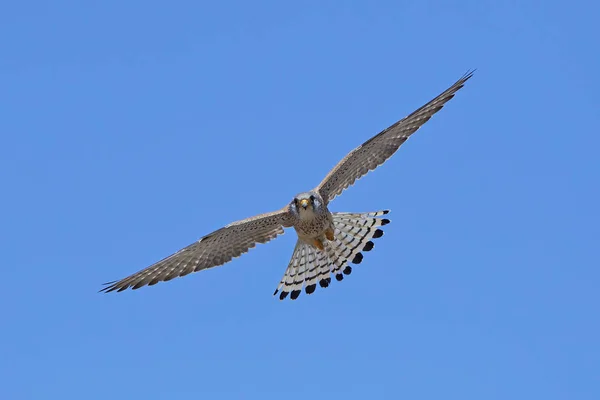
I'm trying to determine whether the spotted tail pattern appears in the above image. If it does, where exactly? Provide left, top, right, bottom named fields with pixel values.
left=273, top=210, right=390, bottom=300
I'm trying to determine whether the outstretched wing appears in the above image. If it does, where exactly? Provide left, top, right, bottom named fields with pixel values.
left=316, top=70, right=474, bottom=204
left=100, top=208, right=292, bottom=293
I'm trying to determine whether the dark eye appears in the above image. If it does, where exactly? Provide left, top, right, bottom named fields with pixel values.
left=293, top=198, right=299, bottom=205
left=309, top=195, right=315, bottom=203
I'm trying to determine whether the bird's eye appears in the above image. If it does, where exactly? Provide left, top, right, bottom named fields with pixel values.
left=293, top=198, right=298, bottom=205
left=309, top=195, right=315, bottom=202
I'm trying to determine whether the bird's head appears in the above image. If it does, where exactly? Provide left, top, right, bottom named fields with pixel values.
left=289, top=191, right=324, bottom=219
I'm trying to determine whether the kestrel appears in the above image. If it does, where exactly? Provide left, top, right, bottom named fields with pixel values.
left=101, top=71, right=473, bottom=300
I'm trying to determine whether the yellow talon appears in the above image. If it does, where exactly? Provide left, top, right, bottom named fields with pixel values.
left=312, top=238, right=324, bottom=251
left=325, top=228, right=334, bottom=241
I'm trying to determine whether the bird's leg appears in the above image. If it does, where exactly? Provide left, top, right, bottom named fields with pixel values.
left=325, top=227, right=335, bottom=241
left=311, top=238, right=325, bottom=251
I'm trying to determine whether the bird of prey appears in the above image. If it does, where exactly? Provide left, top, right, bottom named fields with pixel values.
left=101, top=71, right=473, bottom=300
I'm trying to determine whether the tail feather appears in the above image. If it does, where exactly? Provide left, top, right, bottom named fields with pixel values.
left=329, top=211, right=390, bottom=278
left=304, top=250, right=327, bottom=294
left=316, top=250, right=332, bottom=289
left=273, top=210, right=390, bottom=300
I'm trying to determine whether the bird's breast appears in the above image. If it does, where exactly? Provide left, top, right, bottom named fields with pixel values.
left=294, top=213, right=331, bottom=238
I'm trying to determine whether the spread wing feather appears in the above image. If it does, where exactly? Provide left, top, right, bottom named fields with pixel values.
left=316, top=71, right=474, bottom=204
left=100, top=208, right=292, bottom=293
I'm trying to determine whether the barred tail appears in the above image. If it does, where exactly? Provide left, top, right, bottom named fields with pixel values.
left=273, top=210, right=390, bottom=300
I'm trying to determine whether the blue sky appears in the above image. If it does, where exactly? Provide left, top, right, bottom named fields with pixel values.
left=1, top=1, right=598, bottom=399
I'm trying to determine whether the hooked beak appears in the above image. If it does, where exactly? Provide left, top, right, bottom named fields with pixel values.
left=299, top=198, right=309, bottom=209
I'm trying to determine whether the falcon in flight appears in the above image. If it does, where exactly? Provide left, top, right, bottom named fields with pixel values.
left=101, top=71, right=474, bottom=300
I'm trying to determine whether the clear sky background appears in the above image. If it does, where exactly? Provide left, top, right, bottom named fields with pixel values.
left=1, top=1, right=598, bottom=399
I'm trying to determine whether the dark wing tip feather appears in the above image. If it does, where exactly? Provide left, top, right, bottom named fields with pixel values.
left=100, top=274, right=151, bottom=293
left=449, top=69, right=475, bottom=94
left=462, top=69, right=476, bottom=81
left=98, top=280, right=120, bottom=293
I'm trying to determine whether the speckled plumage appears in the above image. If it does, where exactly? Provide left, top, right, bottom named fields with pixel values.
left=100, top=71, right=473, bottom=299
left=290, top=192, right=333, bottom=240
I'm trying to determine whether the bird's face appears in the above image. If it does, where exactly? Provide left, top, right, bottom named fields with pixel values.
left=290, top=192, right=324, bottom=219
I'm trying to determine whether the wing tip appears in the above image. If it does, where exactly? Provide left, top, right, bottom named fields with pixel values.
left=459, top=69, right=476, bottom=85
left=98, top=280, right=132, bottom=294
left=98, top=280, right=117, bottom=293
